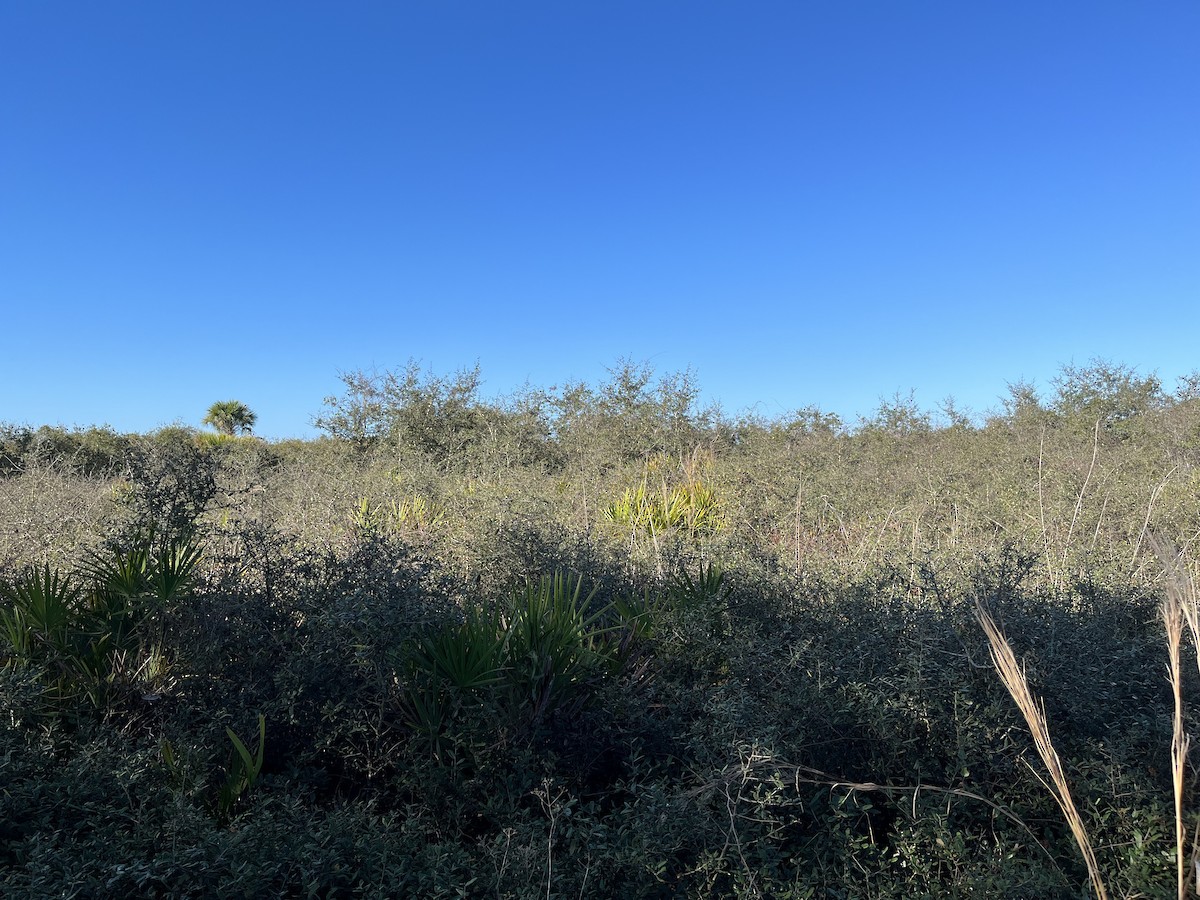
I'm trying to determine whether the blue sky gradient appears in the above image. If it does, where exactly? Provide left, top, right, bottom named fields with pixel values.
left=3, top=2, right=1197, bottom=438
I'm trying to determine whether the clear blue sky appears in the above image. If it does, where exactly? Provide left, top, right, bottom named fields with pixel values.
left=3, top=2, right=1197, bottom=438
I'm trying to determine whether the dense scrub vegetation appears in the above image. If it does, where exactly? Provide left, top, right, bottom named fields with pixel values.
left=3, top=359, right=1200, bottom=897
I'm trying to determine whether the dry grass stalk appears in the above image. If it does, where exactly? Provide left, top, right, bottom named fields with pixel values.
left=974, top=601, right=1109, bottom=900
left=1162, top=543, right=1200, bottom=682
left=1163, top=579, right=1190, bottom=900
left=1150, top=533, right=1199, bottom=898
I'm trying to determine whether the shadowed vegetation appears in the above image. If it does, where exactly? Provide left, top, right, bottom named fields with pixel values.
left=3, top=358, right=1200, bottom=897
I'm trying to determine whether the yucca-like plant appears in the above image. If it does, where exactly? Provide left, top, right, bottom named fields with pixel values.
left=349, top=496, right=382, bottom=535
left=216, top=714, right=267, bottom=821
left=382, top=495, right=445, bottom=533
left=603, top=484, right=657, bottom=531
left=501, top=572, right=620, bottom=721
left=350, top=495, right=445, bottom=537
left=603, top=479, right=724, bottom=538
left=675, top=481, right=723, bottom=534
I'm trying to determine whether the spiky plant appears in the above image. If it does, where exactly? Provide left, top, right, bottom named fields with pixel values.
left=0, top=532, right=201, bottom=711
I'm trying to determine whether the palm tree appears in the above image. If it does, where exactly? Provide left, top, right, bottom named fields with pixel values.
left=203, top=400, right=257, bottom=436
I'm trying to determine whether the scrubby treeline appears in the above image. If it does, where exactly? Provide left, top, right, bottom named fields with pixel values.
left=2, top=359, right=1200, bottom=897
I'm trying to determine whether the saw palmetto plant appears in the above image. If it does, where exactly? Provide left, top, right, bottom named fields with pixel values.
left=398, top=571, right=634, bottom=760
left=0, top=531, right=201, bottom=710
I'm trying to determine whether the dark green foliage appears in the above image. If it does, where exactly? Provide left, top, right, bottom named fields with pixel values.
left=396, top=571, right=639, bottom=767
left=118, top=429, right=220, bottom=540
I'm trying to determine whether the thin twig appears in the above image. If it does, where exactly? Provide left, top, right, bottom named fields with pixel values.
left=687, top=747, right=1061, bottom=873
left=1131, top=467, right=1179, bottom=573
left=1062, top=418, right=1101, bottom=576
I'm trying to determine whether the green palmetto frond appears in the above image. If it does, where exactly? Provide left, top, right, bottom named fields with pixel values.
left=82, top=541, right=151, bottom=600
left=402, top=680, right=447, bottom=731
left=677, top=482, right=723, bottom=534
left=384, top=496, right=445, bottom=533
left=502, top=572, right=620, bottom=718
left=603, top=485, right=654, bottom=529
left=0, top=565, right=83, bottom=661
left=399, top=570, right=635, bottom=751
left=659, top=483, right=690, bottom=529
left=411, top=606, right=505, bottom=691
left=668, top=561, right=727, bottom=610
left=80, top=532, right=201, bottom=652
left=612, top=587, right=660, bottom=638
left=148, top=533, right=202, bottom=604
left=83, top=531, right=201, bottom=602
left=2, top=534, right=203, bottom=712
left=1, top=565, right=80, bottom=639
